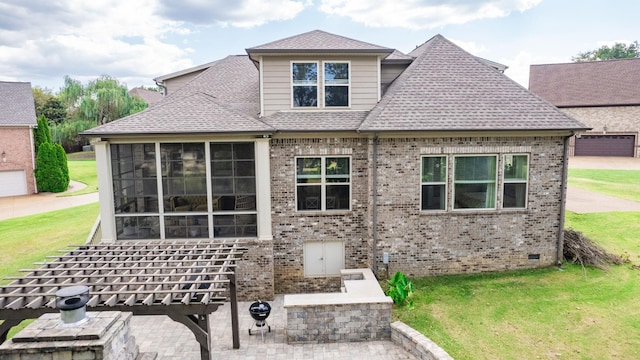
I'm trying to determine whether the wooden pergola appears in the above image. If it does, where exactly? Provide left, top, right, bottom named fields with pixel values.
left=0, top=239, right=248, bottom=360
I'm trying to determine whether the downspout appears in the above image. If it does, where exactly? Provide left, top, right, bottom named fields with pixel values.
left=29, top=125, right=38, bottom=194
left=556, top=133, right=571, bottom=267
left=371, top=134, right=380, bottom=277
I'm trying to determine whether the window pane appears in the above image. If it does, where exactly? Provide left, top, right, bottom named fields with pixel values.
left=454, top=183, right=496, bottom=209
left=293, top=86, right=317, bottom=107
left=326, top=157, right=349, bottom=175
left=325, top=86, right=348, bottom=106
left=111, top=143, right=158, bottom=214
left=214, top=214, right=257, bottom=238
left=422, top=156, right=446, bottom=182
left=455, top=156, right=496, bottom=181
left=292, top=63, right=317, bottom=84
left=116, top=216, right=160, bottom=240
left=504, top=155, right=528, bottom=180
left=326, top=185, right=349, bottom=210
left=297, top=158, right=321, bottom=183
left=324, top=63, right=349, bottom=84
left=504, top=183, right=527, bottom=208
left=298, top=186, right=321, bottom=210
left=165, top=215, right=208, bottom=239
left=422, top=185, right=445, bottom=210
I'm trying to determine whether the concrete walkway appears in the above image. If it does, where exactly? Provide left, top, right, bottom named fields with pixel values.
left=0, top=181, right=98, bottom=221
left=130, top=295, right=416, bottom=360
left=565, top=156, right=640, bottom=213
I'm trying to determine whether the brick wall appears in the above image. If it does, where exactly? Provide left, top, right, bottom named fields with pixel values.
left=236, top=238, right=275, bottom=301
left=374, top=136, right=565, bottom=276
left=269, top=135, right=566, bottom=293
left=0, top=127, right=36, bottom=195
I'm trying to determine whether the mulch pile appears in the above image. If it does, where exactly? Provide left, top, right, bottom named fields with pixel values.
left=563, top=229, right=623, bottom=269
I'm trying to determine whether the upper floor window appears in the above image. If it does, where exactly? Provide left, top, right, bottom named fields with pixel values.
left=292, top=62, right=318, bottom=107
left=324, top=62, right=349, bottom=107
left=453, top=155, right=497, bottom=210
left=421, top=156, right=447, bottom=211
left=503, top=154, right=528, bottom=208
left=296, top=156, right=350, bottom=211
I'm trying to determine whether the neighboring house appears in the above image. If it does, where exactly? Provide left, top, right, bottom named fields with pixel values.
left=128, top=87, right=164, bottom=106
left=0, top=81, right=37, bottom=197
left=529, top=58, right=640, bottom=157
left=83, top=30, right=586, bottom=299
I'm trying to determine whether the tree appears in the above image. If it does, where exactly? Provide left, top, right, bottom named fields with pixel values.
left=34, top=115, right=51, bottom=155
left=60, top=75, right=148, bottom=125
left=40, top=97, right=67, bottom=124
left=573, top=41, right=639, bottom=62
left=35, top=142, right=69, bottom=193
left=32, top=87, right=54, bottom=117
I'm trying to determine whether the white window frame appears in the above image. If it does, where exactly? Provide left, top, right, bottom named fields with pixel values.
left=295, top=156, right=351, bottom=212
left=303, top=241, right=345, bottom=277
left=452, top=154, right=498, bottom=211
left=502, top=154, right=529, bottom=209
left=420, top=155, right=447, bottom=211
left=322, top=61, right=351, bottom=108
left=291, top=61, right=319, bottom=108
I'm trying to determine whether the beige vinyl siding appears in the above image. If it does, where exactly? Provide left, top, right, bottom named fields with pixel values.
left=162, top=70, right=207, bottom=95
left=262, top=56, right=380, bottom=116
left=381, top=64, right=409, bottom=94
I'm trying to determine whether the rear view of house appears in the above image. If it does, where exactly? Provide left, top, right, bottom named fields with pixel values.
left=530, top=58, right=640, bottom=157
left=83, top=31, right=587, bottom=299
left=0, top=82, right=37, bottom=197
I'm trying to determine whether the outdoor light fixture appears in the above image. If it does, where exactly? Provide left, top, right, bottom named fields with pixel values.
left=1, top=151, right=6, bottom=163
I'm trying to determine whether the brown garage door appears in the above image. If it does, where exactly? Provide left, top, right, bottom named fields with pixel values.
left=575, top=134, right=636, bottom=157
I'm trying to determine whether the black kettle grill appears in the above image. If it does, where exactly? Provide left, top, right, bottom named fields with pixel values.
left=248, top=300, right=271, bottom=339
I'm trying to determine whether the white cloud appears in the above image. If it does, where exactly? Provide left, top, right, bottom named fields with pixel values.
left=499, top=51, right=565, bottom=88
left=449, top=38, right=487, bottom=55
left=318, top=0, right=542, bottom=29
left=0, top=0, right=194, bottom=90
left=156, top=0, right=307, bottom=28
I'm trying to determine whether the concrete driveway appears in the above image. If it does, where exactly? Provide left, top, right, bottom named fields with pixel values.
left=566, top=156, right=640, bottom=213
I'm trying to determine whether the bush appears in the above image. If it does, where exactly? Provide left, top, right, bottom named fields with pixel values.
left=387, top=271, right=415, bottom=308
left=35, top=142, right=68, bottom=193
left=33, top=115, right=51, bottom=155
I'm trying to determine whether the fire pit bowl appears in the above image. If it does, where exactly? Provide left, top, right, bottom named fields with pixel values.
left=248, top=300, right=271, bottom=338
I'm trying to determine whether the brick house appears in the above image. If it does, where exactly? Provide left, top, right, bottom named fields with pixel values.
left=0, top=81, right=37, bottom=197
left=83, top=30, right=586, bottom=299
left=530, top=58, right=640, bottom=157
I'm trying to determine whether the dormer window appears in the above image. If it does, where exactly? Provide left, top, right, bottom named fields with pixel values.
left=291, top=61, right=351, bottom=108
left=324, top=62, right=349, bottom=107
left=292, top=62, right=318, bottom=107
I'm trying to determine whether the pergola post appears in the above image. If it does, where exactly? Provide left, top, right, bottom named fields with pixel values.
left=229, top=269, right=240, bottom=349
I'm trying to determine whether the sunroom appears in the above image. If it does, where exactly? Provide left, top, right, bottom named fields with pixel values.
left=92, top=138, right=272, bottom=242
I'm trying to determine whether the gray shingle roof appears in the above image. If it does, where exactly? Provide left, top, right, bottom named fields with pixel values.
left=82, top=92, right=273, bottom=136
left=246, top=30, right=394, bottom=55
left=529, top=58, right=640, bottom=107
left=359, top=35, right=587, bottom=132
left=263, top=111, right=368, bottom=132
left=0, top=81, right=37, bottom=126
left=129, top=87, right=164, bottom=106
left=170, top=55, right=260, bottom=118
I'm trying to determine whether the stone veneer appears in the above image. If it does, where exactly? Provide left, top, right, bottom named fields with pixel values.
left=269, top=135, right=566, bottom=293
left=391, top=321, right=453, bottom=360
left=284, top=269, right=393, bottom=343
left=0, top=312, right=139, bottom=360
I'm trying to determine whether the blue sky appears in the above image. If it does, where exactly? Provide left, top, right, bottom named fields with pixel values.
left=0, top=0, right=638, bottom=91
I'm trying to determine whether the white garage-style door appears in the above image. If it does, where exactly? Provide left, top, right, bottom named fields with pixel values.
left=0, top=170, right=28, bottom=197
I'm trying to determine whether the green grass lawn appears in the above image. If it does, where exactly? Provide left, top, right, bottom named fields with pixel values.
left=61, top=158, right=98, bottom=196
left=568, top=169, right=640, bottom=202
left=395, top=169, right=640, bottom=359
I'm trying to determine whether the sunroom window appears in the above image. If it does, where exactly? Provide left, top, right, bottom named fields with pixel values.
left=296, top=157, right=350, bottom=211
left=421, top=156, right=447, bottom=211
left=324, top=62, right=349, bottom=107
left=292, top=62, right=318, bottom=107
left=503, top=154, right=529, bottom=208
left=453, top=155, right=497, bottom=210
